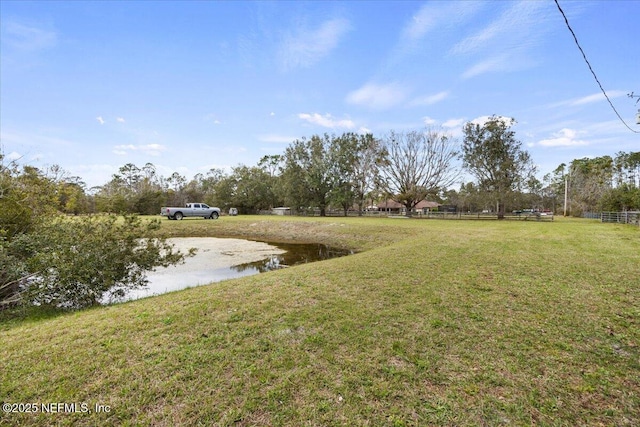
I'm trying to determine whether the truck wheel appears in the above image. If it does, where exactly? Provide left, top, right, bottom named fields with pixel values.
left=174, top=212, right=184, bottom=220
left=210, top=212, right=219, bottom=220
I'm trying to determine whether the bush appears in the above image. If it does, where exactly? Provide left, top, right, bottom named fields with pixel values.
left=14, top=214, right=192, bottom=308
left=0, top=246, right=29, bottom=309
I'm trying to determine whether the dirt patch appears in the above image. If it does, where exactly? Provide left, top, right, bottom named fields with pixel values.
left=164, top=237, right=286, bottom=270
left=215, top=220, right=348, bottom=246
left=116, top=238, right=286, bottom=301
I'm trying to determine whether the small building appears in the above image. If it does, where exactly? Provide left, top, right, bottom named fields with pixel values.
left=414, top=200, right=442, bottom=214
left=376, top=199, right=403, bottom=215
left=272, top=207, right=291, bottom=216
left=376, top=199, right=442, bottom=215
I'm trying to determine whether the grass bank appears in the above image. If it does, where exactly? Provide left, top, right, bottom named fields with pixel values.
left=154, top=214, right=414, bottom=250
left=1, top=216, right=639, bottom=426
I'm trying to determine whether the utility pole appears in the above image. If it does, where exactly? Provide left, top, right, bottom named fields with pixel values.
left=629, top=92, right=640, bottom=125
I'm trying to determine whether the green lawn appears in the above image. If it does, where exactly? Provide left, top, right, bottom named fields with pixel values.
left=1, top=216, right=639, bottom=426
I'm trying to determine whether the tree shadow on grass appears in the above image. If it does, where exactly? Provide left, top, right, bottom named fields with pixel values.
left=0, top=304, right=80, bottom=330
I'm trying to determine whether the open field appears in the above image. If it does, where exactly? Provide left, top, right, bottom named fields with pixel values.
left=1, top=216, right=639, bottom=426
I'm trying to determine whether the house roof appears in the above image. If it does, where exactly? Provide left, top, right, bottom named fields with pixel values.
left=415, top=200, right=441, bottom=209
left=376, top=199, right=441, bottom=209
left=377, top=199, right=404, bottom=209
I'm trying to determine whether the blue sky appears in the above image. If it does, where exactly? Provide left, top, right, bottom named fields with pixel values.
left=2, top=0, right=639, bottom=189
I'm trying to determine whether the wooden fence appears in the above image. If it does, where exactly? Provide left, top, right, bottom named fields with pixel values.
left=259, top=209, right=554, bottom=221
left=411, top=212, right=554, bottom=221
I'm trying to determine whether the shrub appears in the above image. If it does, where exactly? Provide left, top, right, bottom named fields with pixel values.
left=15, top=214, right=192, bottom=308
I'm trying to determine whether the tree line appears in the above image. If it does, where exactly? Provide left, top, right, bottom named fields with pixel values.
left=3, top=118, right=639, bottom=220
left=545, top=152, right=640, bottom=215
left=94, top=119, right=640, bottom=216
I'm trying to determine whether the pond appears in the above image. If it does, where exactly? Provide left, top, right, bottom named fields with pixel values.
left=116, top=238, right=353, bottom=302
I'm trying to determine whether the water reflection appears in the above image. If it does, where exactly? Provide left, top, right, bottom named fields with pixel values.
left=232, top=242, right=354, bottom=273
left=119, top=240, right=353, bottom=302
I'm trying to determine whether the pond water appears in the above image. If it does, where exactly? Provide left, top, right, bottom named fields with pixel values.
left=231, top=241, right=354, bottom=273
left=115, top=238, right=353, bottom=302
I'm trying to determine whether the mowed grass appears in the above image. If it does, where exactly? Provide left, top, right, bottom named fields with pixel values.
left=1, top=216, right=639, bottom=426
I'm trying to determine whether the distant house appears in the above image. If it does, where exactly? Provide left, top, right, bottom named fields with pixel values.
left=414, top=200, right=441, bottom=214
left=376, top=199, right=442, bottom=215
left=272, top=207, right=291, bottom=216
left=376, top=199, right=404, bottom=214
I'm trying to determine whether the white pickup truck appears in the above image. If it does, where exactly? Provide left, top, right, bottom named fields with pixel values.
left=160, top=203, right=221, bottom=220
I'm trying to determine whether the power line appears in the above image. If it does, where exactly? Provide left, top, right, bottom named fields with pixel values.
left=554, top=0, right=639, bottom=134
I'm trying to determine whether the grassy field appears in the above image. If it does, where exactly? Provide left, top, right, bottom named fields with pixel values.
left=1, top=216, right=639, bottom=426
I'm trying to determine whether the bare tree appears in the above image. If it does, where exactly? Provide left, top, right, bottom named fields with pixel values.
left=380, top=129, right=459, bottom=215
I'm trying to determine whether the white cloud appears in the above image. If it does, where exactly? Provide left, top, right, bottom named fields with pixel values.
left=298, top=113, right=355, bottom=129
left=546, top=91, right=627, bottom=109
left=2, top=21, right=57, bottom=51
left=451, top=1, right=550, bottom=78
left=113, top=144, right=167, bottom=156
left=423, top=116, right=437, bottom=126
left=442, top=118, right=465, bottom=129
left=7, top=151, right=22, bottom=161
left=572, top=93, right=606, bottom=106
left=116, top=117, right=126, bottom=123
left=470, top=115, right=513, bottom=126
left=96, top=116, right=105, bottom=125
left=142, top=144, right=166, bottom=154
left=538, top=128, right=588, bottom=147
left=409, top=91, right=449, bottom=106
left=346, top=82, right=408, bottom=110
left=279, top=17, right=351, bottom=70
left=568, top=91, right=627, bottom=106
left=461, top=56, right=509, bottom=79
left=402, top=1, right=483, bottom=41
left=451, top=1, right=546, bottom=56
left=402, top=4, right=440, bottom=41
